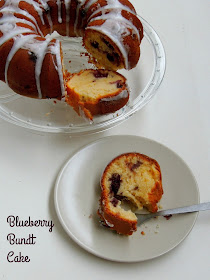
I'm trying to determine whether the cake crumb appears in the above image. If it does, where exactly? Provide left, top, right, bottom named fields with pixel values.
left=141, top=231, right=145, bottom=235
left=45, top=110, right=53, bottom=116
left=164, top=214, right=172, bottom=220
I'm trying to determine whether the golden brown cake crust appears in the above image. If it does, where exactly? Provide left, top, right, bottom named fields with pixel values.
left=99, top=153, right=163, bottom=235
left=98, top=199, right=137, bottom=236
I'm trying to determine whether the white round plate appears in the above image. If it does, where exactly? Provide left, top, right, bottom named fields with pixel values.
left=54, top=135, right=199, bottom=262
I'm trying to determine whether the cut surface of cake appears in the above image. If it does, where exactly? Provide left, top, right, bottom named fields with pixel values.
left=65, top=69, right=129, bottom=120
left=98, top=153, right=163, bottom=235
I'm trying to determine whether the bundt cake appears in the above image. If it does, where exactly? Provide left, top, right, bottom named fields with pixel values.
left=0, top=0, right=143, bottom=100
left=65, top=69, right=129, bottom=120
left=98, top=153, right=163, bottom=235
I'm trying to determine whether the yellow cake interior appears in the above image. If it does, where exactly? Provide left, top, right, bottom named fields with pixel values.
left=104, top=154, right=161, bottom=211
left=67, top=70, right=124, bottom=101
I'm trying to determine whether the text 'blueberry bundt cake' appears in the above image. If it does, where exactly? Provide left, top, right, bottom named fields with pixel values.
left=0, top=0, right=144, bottom=102
left=98, top=153, right=163, bottom=235
left=65, top=69, right=129, bottom=119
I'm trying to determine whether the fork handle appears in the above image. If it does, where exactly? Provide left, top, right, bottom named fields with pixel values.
left=154, top=202, right=210, bottom=217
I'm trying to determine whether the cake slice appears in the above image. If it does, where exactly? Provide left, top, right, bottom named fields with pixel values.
left=65, top=69, right=129, bottom=120
left=98, top=153, right=163, bottom=235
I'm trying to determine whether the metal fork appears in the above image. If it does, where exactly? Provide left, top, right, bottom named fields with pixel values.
left=137, top=202, right=210, bottom=226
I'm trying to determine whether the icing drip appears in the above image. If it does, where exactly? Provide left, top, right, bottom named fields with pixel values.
left=56, top=0, right=62, bottom=23
left=0, top=23, right=34, bottom=46
left=86, top=0, right=133, bottom=14
left=5, top=34, right=37, bottom=85
left=84, top=0, right=98, bottom=10
left=29, top=0, right=45, bottom=25
left=74, top=0, right=86, bottom=36
left=23, top=37, right=51, bottom=98
left=50, top=40, right=65, bottom=98
left=0, top=4, right=44, bottom=36
left=2, top=0, right=46, bottom=25
left=98, top=206, right=114, bottom=228
left=88, top=5, right=133, bottom=20
left=90, top=10, right=140, bottom=41
left=101, top=89, right=128, bottom=102
left=47, top=13, right=53, bottom=34
left=41, top=0, right=53, bottom=34
left=35, top=39, right=51, bottom=99
left=84, top=0, right=134, bottom=15
left=64, top=0, right=72, bottom=36
left=0, top=17, right=36, bottom=33
left=39, top=0, right=49, bottom=11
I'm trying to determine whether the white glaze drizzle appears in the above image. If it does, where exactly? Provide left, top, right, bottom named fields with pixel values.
left=100, top=88, right=128, bottom=102
left=0, top=14, right=37, bottom=33
left=86, top=0, right=133, bottom=14
left=50, top=40, right=65, bottom=97
left=4, top=34, right=37, bottom=85
left=23, top=37, right=51, bottom=98
left=56, top=0, right=62, bottom=23
left=36, top=39, right=51, bottom=98
left=64, top=0, right=72, bottom=36
left=74, top=0, right=134, bottom=36
left=98, top=206, right=114, bottom=228
left=84, top=0, right=98, bottom=10
left=0, top=4, right=44, bottom=36
left=39, top=0, right=49, bottom=11
left=2, top=0, right=46, bottom=25
left=104, top=219, right=114, bottom=228
left=90, top=10, right=140, bottom=41
left=0, top=23, right=34, bottom=46
left=32, top=0, right=45, bottom=25
left=88, top=5, right=133, bottom=20
left=41, top=0, right=53, bottom=33
left=74, top=0, right=86, bottom=36
left=47, top=12, right=53, bottom=34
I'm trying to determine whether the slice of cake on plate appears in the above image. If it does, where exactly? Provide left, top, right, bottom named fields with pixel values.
left=98, top=153, right=163, bottom=235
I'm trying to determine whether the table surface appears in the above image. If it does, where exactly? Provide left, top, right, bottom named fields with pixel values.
left=0, top=0, right=209, bottom=279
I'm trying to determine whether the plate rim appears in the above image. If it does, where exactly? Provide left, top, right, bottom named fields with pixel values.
left=54, top=135, right=200, bottom=262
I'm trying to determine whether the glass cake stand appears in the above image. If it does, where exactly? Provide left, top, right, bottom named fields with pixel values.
left=0, top=17, right=166, bottom=135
